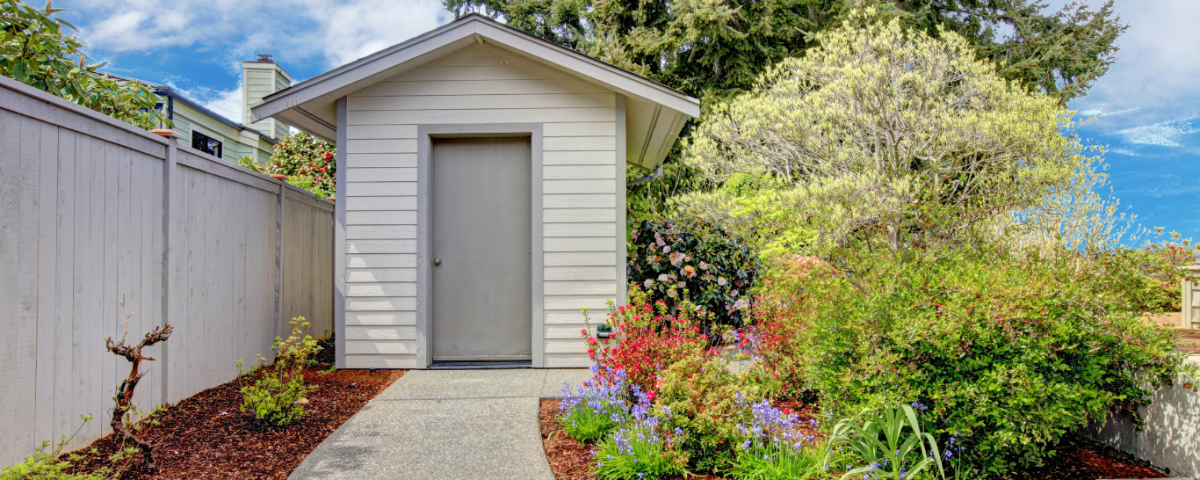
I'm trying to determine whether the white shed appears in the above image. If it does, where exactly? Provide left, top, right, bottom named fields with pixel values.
left=251, top=14, right=699, bottom=369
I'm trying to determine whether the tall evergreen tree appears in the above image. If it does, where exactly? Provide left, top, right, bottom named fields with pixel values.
left=445, top=0, right=1126, bottom=104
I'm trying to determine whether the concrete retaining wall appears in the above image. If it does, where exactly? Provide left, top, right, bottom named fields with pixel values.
left=1083, top=354, right=1200, bottom=479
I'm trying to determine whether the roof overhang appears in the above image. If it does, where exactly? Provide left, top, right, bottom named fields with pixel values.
left=251, top=14, right=699, bottom=171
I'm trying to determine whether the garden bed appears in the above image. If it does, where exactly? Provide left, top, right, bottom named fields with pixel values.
left=71, top=366, right=404, bottom=479
left=541, top=398, right=1168, bottom=480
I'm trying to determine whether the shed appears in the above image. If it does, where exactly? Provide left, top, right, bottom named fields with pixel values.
left=251, top=14, right=700, bottom=369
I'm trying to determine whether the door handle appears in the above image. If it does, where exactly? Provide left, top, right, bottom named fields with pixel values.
left=433, top=258, right=441, bottom=266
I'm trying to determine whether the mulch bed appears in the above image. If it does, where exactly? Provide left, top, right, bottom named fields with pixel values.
left=71, top=366, right=404, bottom=479
left=541, top=399, right=1169, bottom=480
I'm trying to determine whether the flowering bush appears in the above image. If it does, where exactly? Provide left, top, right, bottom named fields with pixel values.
left=592, top=387, right=687, bottom=480
left=628, top=218, right=759, bottom=329
left=655, top=355, right=763, bottom=471
left=239, top=132, right=336, bottom=197
left=742, top=255, right=832, bottom=400
left=584, top=287, right=710, bottom=395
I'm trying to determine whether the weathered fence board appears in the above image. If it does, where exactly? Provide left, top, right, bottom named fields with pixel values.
left=0, top=76, right=334, bottom=466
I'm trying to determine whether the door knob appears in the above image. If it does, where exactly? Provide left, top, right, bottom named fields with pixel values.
left=433, top=258, right=441, bottom=266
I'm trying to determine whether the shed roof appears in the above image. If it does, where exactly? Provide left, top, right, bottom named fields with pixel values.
left=250, top=13, right=700, bottom=171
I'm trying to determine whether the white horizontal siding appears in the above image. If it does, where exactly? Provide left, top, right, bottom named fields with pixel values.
left=345, top=268, right=417, bottom=283
left=344, top=42, right=621, bottom=368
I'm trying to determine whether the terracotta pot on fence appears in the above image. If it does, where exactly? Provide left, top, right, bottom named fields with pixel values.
left=326, top=196, right=336, bottom=202
left=269, top=174, right=287, bottom=180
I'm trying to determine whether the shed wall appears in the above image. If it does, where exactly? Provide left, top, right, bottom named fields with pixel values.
left=343, top=43, right=620, bottom=368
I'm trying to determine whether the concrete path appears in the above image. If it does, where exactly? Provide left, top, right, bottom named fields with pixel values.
left=289, top=369, right=592, bottom=480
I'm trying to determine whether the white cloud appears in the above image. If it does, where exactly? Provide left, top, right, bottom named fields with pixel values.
left=1078, top=107, right=1140, bottom=118
left=65, top=0, right=450, bottom=69
left=1116, top=113, right=1200, bottom=147
left=1051, top=0, right=1200, bottom=131
left=1108, top=147, right=1141, bottom=156
left=201, top=85, right=244, bottom=123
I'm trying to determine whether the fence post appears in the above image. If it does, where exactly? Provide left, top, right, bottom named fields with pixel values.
left=275, top=181, right=285, bottom=342
left=156, top=131, right=178, bottom=404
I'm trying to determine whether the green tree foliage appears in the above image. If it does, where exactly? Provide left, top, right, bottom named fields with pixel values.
left=0, top=1, right=162, bottom=129
left=445, top=0, right=1125, bottom=222
left=239, top=132, right=337, bottom=198
left=443, top=0, right=1123, bottom=104
left=677, top=11, right=1094, bottom=255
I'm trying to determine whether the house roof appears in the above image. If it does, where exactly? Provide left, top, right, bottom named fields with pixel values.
left=101, top=72, right=277, bottom=144
left=250, top=13, right=700, bottom=170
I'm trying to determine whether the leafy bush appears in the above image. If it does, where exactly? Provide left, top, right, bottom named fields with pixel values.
left=558, top=371, right=631, bottom=443
left=752, top=245, right=1191, bottom=474
left=0, top=2, right=163, bottom=130
left=584, top=287, right=709, bottom=395
left=239, top=132, right=336, bottom=197
left=0, top=416, right=109, bottom=480
left=655, top=355, right=763, bottom=472
left=592, top=389, right=686, bottom=480
left=627, top=218, right=759, bottom=329
left=240, top=317, right=320, bottom=427
left=823, top=403, right=946, bottom=480
left=729, top=401, right=825, bottom=480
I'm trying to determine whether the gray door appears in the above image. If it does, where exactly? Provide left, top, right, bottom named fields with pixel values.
left=431, top=136, right=533, bottom=361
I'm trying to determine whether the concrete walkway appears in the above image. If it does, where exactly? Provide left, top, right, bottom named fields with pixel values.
left=288, top=368, right=592, bottom=480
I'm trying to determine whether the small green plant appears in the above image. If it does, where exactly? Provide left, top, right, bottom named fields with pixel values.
left=730, top=443, right=825, bottom=480
left=0, top=415, right=109, bottom=480
left=240, top=316, right=321, bottom=427
left=823, top=403, right=945, bottom=480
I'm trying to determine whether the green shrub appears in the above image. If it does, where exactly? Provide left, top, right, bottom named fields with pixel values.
left=240, top=317, right=320, bottom=427
left=655, top=355, right=763, bottom=472
left=753, top=245, right=1191, bottom=474
left=627, top=218, right=759, bottom=329
left=0, top=416, right=109, bottom=480
left=238, top=132, right=336, bottom=198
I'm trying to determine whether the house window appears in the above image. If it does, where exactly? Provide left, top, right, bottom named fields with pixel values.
left=191, top=131, right=222, bottom=158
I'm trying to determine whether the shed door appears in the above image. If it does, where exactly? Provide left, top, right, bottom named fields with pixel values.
left=431, top=137, right=532, bottom=362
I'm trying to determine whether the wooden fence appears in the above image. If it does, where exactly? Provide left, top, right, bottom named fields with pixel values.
left=0, top=76, right=333, bottom=467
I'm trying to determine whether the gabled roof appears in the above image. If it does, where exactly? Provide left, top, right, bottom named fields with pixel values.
left=250, top=13, right=700, bottom=170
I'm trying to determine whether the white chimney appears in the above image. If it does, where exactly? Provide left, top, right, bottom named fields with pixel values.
left=242, top=54, right=292, bottom=139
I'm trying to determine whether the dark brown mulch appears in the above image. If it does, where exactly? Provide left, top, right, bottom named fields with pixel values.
left=542, top=399, right=1170, bottom=480
left=1010, top=433, right=1168, bottom=480
left=71, top=366, right=404, bottom=480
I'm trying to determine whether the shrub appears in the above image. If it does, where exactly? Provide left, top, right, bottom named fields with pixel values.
left=654, top=355, right=763, bottom=472
left=729, top=401, right=825, bottom=480
left=0, top=2, right=163, bottom=130
left=757, top=245, right=1191, bottom=474
left=592, top=390, right=686, bottom=480
left=239, top=132, right=336, bottom=197
left=558, top=371, right=632, bottom=443
left=742, top=255, right=832, bottom=400
left=240, top=317, right=320, bottom=427
left=627, top=218, right=759, bottom=329
left=0, top=416, right=108, bottom=480
left=584, top=287, right=709, bottom=395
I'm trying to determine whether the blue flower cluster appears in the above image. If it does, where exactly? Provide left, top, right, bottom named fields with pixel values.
left=735, top=395, right=821, bottom=455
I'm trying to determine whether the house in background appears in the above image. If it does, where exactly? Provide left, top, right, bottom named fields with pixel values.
left=110, top=54, right=293, bottom=164
left=252, top=14, right=699, bottom=370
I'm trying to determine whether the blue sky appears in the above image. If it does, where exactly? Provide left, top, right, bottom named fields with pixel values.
left=58, top=0, right=1200, bottom=241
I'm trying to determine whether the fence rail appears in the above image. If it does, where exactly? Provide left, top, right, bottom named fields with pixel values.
left=0, top=76, right=333, bottom=467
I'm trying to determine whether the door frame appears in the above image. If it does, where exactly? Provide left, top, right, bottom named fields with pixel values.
left=416, top=124, right=544, bottom=368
